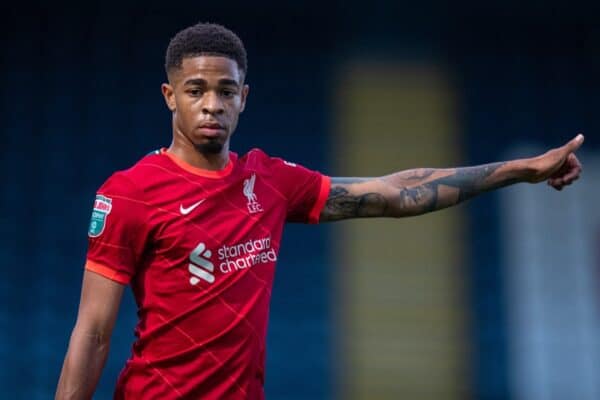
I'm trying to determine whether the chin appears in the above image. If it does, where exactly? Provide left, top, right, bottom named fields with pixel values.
left=194, top=140, right=224, bottom=155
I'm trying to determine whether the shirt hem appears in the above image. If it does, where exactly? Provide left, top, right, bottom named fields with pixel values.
left=308, top=175, right=331, bottom=224
left=85, top=259, right=131, bottom=285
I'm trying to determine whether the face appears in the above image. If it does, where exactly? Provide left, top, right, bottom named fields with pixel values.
left=162, top=56, right=249, bottom=155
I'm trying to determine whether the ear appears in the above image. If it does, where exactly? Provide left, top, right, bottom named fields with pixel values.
left=240, top=84, right=250, bottom=113
left=161, top=83, right=176, bottom=112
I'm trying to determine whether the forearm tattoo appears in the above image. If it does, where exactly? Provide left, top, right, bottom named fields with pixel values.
left=322, top=162, right=519, bottom=221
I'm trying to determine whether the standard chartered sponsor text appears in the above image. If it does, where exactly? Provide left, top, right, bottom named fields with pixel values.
left=217, top=237, right=277, bottom=273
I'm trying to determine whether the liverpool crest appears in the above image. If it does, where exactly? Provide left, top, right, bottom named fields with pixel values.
left=243, top=174, right=263, bottom=214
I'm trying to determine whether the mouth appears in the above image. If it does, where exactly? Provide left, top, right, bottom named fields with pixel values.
left=198, top=122, right=226, bottom=137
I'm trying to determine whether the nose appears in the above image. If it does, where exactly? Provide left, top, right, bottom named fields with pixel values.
left=202, top=91, right=224, bottom=115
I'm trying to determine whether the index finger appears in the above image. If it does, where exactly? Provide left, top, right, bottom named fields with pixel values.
left=564, top=133, right=585, bottom=153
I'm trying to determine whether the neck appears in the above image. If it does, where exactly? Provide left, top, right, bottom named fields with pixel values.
left=168, top=135, right=230, bottom=171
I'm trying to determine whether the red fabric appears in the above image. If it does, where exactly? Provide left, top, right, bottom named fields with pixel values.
left=85, top=148, right=330, bottom=399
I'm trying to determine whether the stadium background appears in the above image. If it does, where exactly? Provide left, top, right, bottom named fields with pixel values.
left=1, top=2, right=599, bottom=399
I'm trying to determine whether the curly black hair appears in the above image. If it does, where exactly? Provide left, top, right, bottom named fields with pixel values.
left=165, top=22, right=247, bottom=76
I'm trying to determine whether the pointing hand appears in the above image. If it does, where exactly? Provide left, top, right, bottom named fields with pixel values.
left=524, top=134, right=584, bottom=190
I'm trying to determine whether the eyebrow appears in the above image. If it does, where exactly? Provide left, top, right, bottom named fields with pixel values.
left=184, top=78, right=240, bottom=87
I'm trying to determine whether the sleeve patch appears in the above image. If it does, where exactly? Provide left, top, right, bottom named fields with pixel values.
left=88, top=194, right=113, bottom=237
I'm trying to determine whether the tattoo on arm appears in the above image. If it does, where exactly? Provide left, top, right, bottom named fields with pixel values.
left=324, top=185, right=387, bottom=221
left=394, top=162, right=522, bottom=215
left=322, top=162, right=521, bottom=221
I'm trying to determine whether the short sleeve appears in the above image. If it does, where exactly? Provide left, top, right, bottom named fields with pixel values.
left=85, top=172, right=150, bottom=284
left=267, top=156, right=331, bottom=224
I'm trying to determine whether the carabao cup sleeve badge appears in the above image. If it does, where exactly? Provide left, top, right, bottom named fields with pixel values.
left=88, top=194, right=113, bottom=237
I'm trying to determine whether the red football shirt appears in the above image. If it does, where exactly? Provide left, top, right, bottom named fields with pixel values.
left=85, top=148, right=330, bottom=399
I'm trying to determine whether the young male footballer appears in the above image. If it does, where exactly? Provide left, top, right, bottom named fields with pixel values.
left=56, top=22, right=584, bottom=399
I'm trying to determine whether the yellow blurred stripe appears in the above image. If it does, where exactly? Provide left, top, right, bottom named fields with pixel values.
left=333, top=62, right=468, bottom=400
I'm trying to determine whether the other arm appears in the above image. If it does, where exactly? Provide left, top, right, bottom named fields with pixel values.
left=321, top=134, right=584, bottom=221
left=55, top=270, right=125, bottom=400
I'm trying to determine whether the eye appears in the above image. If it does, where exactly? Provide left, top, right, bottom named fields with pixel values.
left=222, top=89, right=236, bottom=98
left=188, top=89, right=203, bottom=97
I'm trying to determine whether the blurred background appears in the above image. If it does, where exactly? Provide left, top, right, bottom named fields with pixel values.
left=1, top=1, right=599, bottom=399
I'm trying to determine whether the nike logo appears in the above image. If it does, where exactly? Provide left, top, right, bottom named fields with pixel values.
left=179, top=199, right=206, bottom=215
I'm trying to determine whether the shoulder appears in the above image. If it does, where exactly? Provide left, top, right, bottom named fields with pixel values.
left=238, top=148, right=270, bottom=167
left=94, top=169, right=150, bottom=226
left=97, top=150, right=162, bottom=198
left=238, top=148, right=302, bottom=174
left=97, top=171, right=142, bottom=202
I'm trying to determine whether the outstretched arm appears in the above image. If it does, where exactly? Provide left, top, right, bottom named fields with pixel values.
left=320, top=134, right=584, bottom=222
